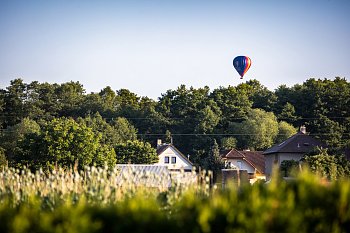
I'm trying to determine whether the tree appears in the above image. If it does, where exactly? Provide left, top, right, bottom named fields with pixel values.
left=0, top=118, right=40, bottom=161
left=114, top=140, right=158, bottom=164
left=128, top=96, right=169, bottom=144
left=115, top=88, right=140, bottom=117
left=203, top=139, right=224, bottom=182
left=303, top=148, right=350, bottom=180
left=210, top=85, right=252, bottom=130
left=308, top=115, right=344, bottom=150
left=280, top=160, right=299, bottom=177
left=157, top=85, right=221, bottom=157
left=221, top=137, right=237, bottom=150
left=241, top=79, right=277, bottom=112
left=278, top=102, right=298, bottom=123
left=56, top=81, right=85, bottom=117
left=275, top=121, right=297, bottom=144
left=236, top=108, right=279, bottom=150
left=2, top=79, right=27, bottom=127
left=111, top=117, right=138, bottom=144
left=16, top=117, right=116, bottom=170
left=79, top=113, right=137, bottom=147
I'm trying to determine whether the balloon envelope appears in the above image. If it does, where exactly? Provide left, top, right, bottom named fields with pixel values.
left=233, top=56, right=251, bottom=79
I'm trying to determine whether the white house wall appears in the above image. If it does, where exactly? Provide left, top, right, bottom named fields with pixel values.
left=155, top=147, right=192, bottom=171
left=226, top=158, right=255, bottom=173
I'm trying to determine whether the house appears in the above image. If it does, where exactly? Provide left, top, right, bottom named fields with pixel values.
left=220, top=149, right=266, bottom=183
left=263, top=126, right=326, bottom=178
left=154, top=139, right=193, bottom=173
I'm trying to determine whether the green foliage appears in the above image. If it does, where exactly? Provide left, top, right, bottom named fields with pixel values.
left=236, top=108, right=279, bottom=150
left=308, top=114, right=344, bottom=149
left=275, top=121, right=297, bottom=144
left=278, top=102, right=299, bottom=123
left=202, top=140, right=224, bottom=182
left=239, top=79, right=277, bottom=112
left=280, top=160, right=300, bottom=177
left=114, top=140, right=158, bottom=164
left=1, top=77, right=350, bottom=166
left=15, top=118, right=116, bottom=170
left=111, top=117, right=138, bottom=143
left=79, top=112, right=137, bottom=147
left=0, top=118, right=40, bottom=161
left=303, top=148, right=350, bottom=180
left=220, top=137, right=237, bottom=150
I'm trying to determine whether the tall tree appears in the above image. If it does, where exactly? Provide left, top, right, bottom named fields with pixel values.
left=16, top=117, right=116, bottom=170
left=158, top=85, right=221, bottom=157
left=304, top=148, right=350, bottom=180
left=237, top=79, right=277, bottom=112
left=2, top=79, right=27, bottom=127
left=0, top=118, right=40, bottom=161
left=56, top=81, right=85, bottom=117
left=114, top=140, right=158, bottom=164
left=203, top=139, right=224, bottom=182
left=78, top=112, right=137, bottom=147
left=235, top=108, right=279, bottom=150
left=275, top=121, right=297, bottom=144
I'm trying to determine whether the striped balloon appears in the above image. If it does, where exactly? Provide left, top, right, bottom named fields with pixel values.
left=233, top=56, right=251, bottom=79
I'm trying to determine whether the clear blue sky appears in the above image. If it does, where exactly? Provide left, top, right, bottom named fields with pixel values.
left=1, top=0, right=349, bottom=99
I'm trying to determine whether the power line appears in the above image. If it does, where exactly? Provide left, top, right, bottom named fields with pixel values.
left=1, top=115, right=349, bottom=121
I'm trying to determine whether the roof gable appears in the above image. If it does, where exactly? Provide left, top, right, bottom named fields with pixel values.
left=157, top=144, right=193, bottom=166
left=263, top=132, right=327, bottom=155
left=221, top=149, right=265, bottom=174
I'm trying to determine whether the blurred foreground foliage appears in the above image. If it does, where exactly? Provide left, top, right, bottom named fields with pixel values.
left=0, top=166, right=350, bottom=233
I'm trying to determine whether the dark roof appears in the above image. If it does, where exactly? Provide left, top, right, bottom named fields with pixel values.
left=263, top=132, right=326, bottom=155
left=221, top=149, right=265, bottom=174
left=156, top=144, right=193, bottom=165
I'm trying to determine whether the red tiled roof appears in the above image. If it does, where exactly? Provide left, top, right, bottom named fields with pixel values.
left=221, top=149, right=244, bottom=159
left=221, top=149, right=265, bottom=174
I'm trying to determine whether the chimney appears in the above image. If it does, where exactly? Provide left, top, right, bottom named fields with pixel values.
left=157, top=139, right=162, bottom=148
left=300, top=125, right=306, bottom=134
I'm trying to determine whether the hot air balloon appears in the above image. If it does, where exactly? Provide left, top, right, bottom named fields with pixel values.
left=233, top=56, right=251, bottom=79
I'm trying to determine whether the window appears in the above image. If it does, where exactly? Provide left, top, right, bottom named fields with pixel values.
left=164, top=156, right=169, bottom=164
left=171, top=157, right=176, bottom=164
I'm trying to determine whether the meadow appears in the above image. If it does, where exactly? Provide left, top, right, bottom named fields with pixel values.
left=1, top=166, right=350, bottom=233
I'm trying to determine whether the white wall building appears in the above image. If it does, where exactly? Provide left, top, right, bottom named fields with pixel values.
left=154, top=139, right=193, bottom=172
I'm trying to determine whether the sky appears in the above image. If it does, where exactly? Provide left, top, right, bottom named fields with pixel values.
left=0, top=0, right=349, bottom=100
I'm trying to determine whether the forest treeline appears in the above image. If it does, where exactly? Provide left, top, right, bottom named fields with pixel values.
left=0, top=77, right=349, bottom=170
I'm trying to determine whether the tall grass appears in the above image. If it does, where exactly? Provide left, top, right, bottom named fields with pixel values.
left=1, top=166, right=350, bottom=233
left=0, top=165, right=205, bottom=208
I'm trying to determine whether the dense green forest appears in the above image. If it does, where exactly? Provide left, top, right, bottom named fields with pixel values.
left=0, top=77, right=349, bottom=169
